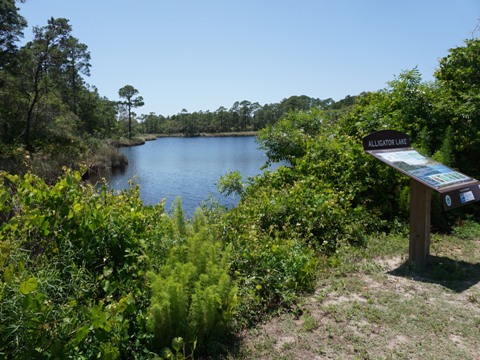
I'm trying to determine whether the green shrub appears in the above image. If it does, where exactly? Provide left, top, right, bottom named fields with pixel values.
left=217, top=170, right=245, bottom=197
left=0, top=169, right=169, bottom=358
left=228, top=228, right=319, bottom=325
left=231, top=134, right=391, bottom=253
left=147, top=209, right=238, bottom=356
left=257, top=108, right=325, bottom=166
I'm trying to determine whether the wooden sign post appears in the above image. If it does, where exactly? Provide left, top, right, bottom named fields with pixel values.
left=409, top=179, right=431, bottom=266
left=363, top=130, right=480, bottom=267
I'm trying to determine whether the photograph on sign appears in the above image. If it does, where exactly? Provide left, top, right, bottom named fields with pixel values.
left=373, top=149, right=473, bottom=190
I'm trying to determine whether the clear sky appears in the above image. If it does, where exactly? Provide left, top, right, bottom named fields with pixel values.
left=17, top=0, right=480, bottom=117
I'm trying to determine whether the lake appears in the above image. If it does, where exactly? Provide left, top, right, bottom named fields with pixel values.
left=105, top=136, right=273, bottom=215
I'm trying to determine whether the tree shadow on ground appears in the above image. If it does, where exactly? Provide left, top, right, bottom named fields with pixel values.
left=387, top=255, right=480, bottom=293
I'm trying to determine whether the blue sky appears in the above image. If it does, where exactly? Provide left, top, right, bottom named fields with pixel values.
left=18, top=0, right=480, bottom=116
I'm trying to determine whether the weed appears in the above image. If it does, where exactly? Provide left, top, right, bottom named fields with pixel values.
left=468, top=293, right=479, bottom=304
left=302, top=314, right=318, bottom=332
left=453, top=219, right=480, bottom=239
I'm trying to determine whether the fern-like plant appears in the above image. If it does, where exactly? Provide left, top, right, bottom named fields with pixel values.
left=147, top=210, right=237, bottom=356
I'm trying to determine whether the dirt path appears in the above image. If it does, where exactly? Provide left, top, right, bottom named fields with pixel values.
left=233, top=253, right=480, bottom=359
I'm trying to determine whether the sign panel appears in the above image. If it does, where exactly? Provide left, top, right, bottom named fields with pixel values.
left=372, top=149, right=474, bottom=191
left=363, top=130, right=480, bottom=210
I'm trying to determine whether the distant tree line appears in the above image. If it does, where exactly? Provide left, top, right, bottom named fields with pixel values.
left=138, top=95, right=357, bottom=135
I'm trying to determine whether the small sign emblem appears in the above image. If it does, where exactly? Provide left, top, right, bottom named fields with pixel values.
left=445, top=195, right=452, bottom=207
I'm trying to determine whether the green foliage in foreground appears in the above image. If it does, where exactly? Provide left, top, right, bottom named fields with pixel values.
left=0, top=169, right=164, bottom=358
left=148, top=210, right=237, bottom=355
left=0, top=165, right=323, bottom=358
left=0, top=164, right=323, bottom=358
left=0, top=170, right=238, bottom=359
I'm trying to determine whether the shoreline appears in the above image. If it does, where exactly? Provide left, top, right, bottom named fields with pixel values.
left=116, top=131, right=259, bottom=147
left=155, top=131, right=258, bottom=138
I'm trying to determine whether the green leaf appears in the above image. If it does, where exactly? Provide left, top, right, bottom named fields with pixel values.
left=73, top=203, right=83, bottom=213
left=22, top=294, right=32, bottom=310
left=3, top=264, right=14, bottom=283
left=67, top=324, right=90, bottom=349
left=20, top=277, right=38, bottom=295
left=0, top=190, right=9, bottom=207
left=90, top=304, right=109, bottom=330
left=103, top=267, right=113, bottom=277
left=172, top=337, right=184, bottom=353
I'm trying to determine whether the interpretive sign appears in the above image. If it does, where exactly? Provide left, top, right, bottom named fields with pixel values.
left=363, top=130, right=480, bottom=267
left=363, top=130, right=480, bottom=210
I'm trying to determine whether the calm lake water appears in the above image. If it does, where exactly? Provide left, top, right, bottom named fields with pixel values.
left=106, top=136, right=273, bottom=215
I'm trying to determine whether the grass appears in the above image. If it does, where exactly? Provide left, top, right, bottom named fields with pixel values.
left=87, top=141, right=127, bottom=167
left=114, top=136, right=147, bottom=147
left=227, top=221, right=480, bottom=359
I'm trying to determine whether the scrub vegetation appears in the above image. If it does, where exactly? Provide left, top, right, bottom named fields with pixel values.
left=1, top=1, right=480, bottom=358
